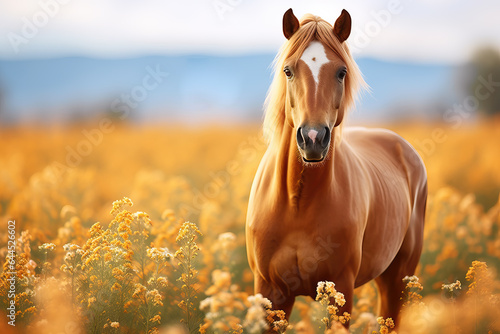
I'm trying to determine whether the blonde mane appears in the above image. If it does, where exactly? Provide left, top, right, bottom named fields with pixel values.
left=263, top=14, right=366, bottom=143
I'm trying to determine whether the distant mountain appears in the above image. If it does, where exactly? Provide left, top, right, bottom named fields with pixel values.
left=0, top=55, right=458, bottom=124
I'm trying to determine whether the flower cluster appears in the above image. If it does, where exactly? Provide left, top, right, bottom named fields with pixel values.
left=147, top=247, right=172, bottom=263
left=2, top=185, right=500, bottom=333
left=175, top=222, right=203, bottom=332
left=375, top=316, right=396, bottom=334
left=243, top=294, right=272, bottom=333
left=266, top=309, right=289, bottom=334
left=441, top=280, right=462, bottom=301
left=465, top=260, right=493, bottom=296
left=315, top=281, right=350, bottom=330
left=402, top=275, right=424, bottom=307
left=38, top=243, right=56, bottom=251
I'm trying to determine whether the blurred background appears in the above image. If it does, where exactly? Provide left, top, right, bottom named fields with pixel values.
left=1, top=0, right=499, bottom=124
left=1, top=1, right=500, bottom=331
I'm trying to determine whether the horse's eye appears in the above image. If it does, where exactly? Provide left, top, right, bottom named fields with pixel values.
left=284, top=68, right=293, bottom=78
left=338, top=69, right=347, bottom=81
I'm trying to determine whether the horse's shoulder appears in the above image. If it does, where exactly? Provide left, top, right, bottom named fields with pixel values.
left=344, top=126, right=427, bottom=187
left=345, top=126, right=425, bottom=174
left=345, top=127, right=419, bottom=157
left=345, top=126, right=402, bottom=143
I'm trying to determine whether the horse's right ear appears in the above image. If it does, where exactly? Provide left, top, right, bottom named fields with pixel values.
left=283, top=8, right=300, bottom=40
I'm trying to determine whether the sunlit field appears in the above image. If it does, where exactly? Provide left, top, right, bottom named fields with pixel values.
left=1, top=119, right=500, bottom=333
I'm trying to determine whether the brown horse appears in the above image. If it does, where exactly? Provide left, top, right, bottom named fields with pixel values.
left=246, top=8, right=427, bottom=326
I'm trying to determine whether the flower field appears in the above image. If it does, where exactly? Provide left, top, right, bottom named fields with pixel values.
left=1, top=119, right=500, bottom=333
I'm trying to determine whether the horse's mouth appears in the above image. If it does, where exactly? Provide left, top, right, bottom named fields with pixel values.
left=299, top=146, right=329, bottom=164
left=302, top=157, right=325, bottom=163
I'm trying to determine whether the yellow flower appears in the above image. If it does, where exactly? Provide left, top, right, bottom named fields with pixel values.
left=147, top=247, right=171, bottom=262
left=327, top=305, right=338, bottom=314
left=157, top=277, right=168, bottom=287
left=88, top=297, right=96, bottom=307
left=316, top=281, right=338, bottom=305
left=134, top=211, right=152, bottom=226
left=146, top=289, right=163, bottom=306
left=39, top=243, right=56, bottom=251
left=110, top=197, right=133, bottom=216
left=149, top=315, right=161, bottom=323
left=133, top=284, right=146, bottom=298
left=63, top=243, right=80, bottom=252
left=334, top=292, right=346, bottom=307
left=466, top=260, right=492, bottom=296
left=247, top=293, right=272, bottom=309
left=176, top=222, right=202, bottom=242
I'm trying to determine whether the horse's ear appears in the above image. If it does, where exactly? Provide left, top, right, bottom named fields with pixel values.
left=283, top=8, right=300, bottom=40
left=333, top=9, right=351, bottom=43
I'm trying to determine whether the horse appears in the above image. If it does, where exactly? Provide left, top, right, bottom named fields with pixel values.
left=245, top=8, right=427, bottom=327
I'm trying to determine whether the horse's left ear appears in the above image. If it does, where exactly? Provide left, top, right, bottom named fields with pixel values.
left=283, top=8, right=300, bottom=40
left=333, top=9, right=351, bottom=43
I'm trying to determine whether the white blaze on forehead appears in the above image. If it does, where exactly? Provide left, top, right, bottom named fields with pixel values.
left=300, top=41, right=330, bottom=84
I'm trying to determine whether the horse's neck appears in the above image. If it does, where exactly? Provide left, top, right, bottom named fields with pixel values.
left=273, top=125, right=336, bottom=209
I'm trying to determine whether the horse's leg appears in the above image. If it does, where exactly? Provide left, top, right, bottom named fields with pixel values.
left=375, top=211, right=424, bottom=324
left=254, top=276, right=295, bottom=321
left=374, top=255, right=410, bottom=323
left=334, top=278, right=355, bottom=328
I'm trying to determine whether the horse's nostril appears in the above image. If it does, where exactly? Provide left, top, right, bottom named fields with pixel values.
left=296, top=127, right=305, bottom=148
left=321, top=127, right=331, bottom=147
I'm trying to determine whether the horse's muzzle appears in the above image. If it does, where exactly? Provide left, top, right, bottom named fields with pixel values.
left=296, top=125, right=330, bottom=162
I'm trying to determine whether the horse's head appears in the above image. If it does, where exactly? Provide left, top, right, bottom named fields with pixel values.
left=281, top=9, right=353, bottom=163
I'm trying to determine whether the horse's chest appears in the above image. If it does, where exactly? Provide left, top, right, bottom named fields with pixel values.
left=248, top=205, right=359, bottom=293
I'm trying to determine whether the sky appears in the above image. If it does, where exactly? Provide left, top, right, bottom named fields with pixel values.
left=0, top=0, right=499, bottom=64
